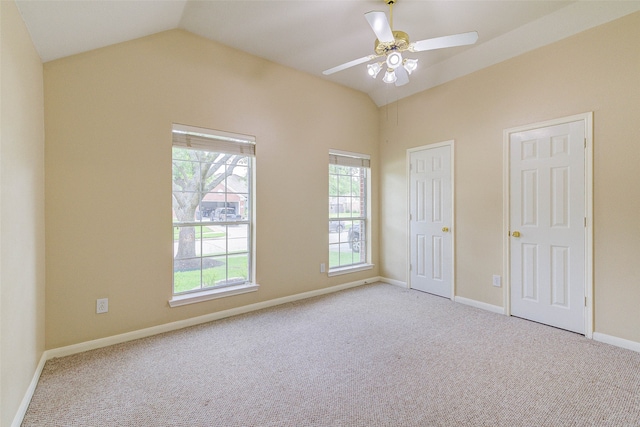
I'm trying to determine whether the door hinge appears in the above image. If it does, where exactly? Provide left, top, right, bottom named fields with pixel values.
left=410, top=213, right=412, bottom=220
left=584, top=217, right=587, bottom=227
left=584, top=138, right=587, bottom=148
left=410, top=264, right=412, bottom=271
left=585, top=297, right=588, bottom=307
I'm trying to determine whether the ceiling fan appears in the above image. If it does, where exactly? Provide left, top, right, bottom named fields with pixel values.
left=323, top=0, right=479, bottom=87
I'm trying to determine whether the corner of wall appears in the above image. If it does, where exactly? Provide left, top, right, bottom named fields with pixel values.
left=1, top=1, right=46, bottom=426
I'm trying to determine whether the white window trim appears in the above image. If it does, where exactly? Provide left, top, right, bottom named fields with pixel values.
left=170, top=123, right=257, bottom=304
left=169, top=283, right=259, bottom=307
left=329, top=149, right=370, bottom=160
left=328, top=263, right=374, bottom=277
left=328, top=149, right=371, bottom=273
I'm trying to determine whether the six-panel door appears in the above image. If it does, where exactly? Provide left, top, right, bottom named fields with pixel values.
left=510, top=121, right=585, bottom=333
left=409, top=145, right=453, bottom=298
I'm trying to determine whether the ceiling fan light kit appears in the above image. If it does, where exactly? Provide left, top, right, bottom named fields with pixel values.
left=386, top=51, right=402, bottom=69
left=322, top=0, right=479, bottom=88
left=403, top=58, right=418, bottom=74
left=382, top=69, right=397, bottom=84
left=367, top=62, right=382, bottom=78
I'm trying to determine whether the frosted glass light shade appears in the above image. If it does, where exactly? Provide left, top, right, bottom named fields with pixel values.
left=386, top=51, right=402, bottom=69
left=403, top=58, right=418, bottom=74
left=367, top=63, right=382, bottom=78
left=382, top=69, right=397, bottom=84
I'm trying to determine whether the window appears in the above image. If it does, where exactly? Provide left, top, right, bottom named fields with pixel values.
left=329, top=150, right=370, bottom=273
left=171, top=124, right=256, bottom=303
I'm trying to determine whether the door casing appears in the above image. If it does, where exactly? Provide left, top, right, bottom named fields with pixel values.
left=502, top=113, right=593, bottom=338
left=406, top=141, right=455, bottom=299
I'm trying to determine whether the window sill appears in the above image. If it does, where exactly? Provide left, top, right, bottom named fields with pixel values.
left=169, top=283, right=259, bottom=308
left=328, top=263, right=374, bottom=277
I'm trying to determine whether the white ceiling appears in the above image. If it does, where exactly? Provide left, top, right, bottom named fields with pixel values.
left=14, top=0, right=640, bottom=106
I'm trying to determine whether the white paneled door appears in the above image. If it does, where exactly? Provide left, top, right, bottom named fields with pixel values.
left=409, top=144, right=453, bottom=298
left=510, top=121, right=585, bottom=333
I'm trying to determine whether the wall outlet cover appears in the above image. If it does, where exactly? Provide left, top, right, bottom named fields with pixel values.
left=97, top=298, right=109, bottom=314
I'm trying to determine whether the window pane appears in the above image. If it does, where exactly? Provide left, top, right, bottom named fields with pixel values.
left=243, top=198, right=251, bottom=222
left=173, top=191, right=202, bottom=222
left=173, top=257, right=202, bottom=294
left=335, top=196, right=344, bottom=217
left=328, top=157, right=367, bottom=270
left=201, top=254, right=248, bottom=288
left=329, top=174, right=339, bottom=198
left=228, top=165, right=249, bottom=191
left=174, top=226, right=200, bottom=259
left=204, top=162, right=230, bottom=194
left=351, top=175, right=360, bottom=196
left=328, top=243, right=343, bottom=268
left=172, top=160, right=199, bottom=183
left=201, top=224, right=227, bottom=257
left=228, top=224, right=249, bottom=254
left=350, top=219, right=365, bottom=262
left=173, top=125, right=253, bottom=295
left=202, top=256, right=228, bottom=288
left=199, top=191, right=218, bottom=221
left=227, top=253, right=249, bottom=283
left=329, top=220, right=345, bottom=234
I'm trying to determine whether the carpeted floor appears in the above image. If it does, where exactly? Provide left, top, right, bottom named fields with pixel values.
left=22, top=283, right=640, bottom=426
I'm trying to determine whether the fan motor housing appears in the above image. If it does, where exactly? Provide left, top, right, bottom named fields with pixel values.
left=374, top=31, right=410, bottom=55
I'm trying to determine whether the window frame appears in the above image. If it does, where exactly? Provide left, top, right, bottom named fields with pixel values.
left=169, top=124, right=258, bottom=307
left=328, top=149, right=373, bottom=275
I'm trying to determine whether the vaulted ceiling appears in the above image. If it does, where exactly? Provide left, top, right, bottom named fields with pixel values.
left=15, top=0, right=640, bottom=106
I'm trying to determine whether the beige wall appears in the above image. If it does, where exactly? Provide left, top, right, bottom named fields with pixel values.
left=7, top=7, right=639, bottom=422
left=380, top=12, right=640, bottom=342
left=44, top=30, right=379, bottom=349
left=0, top=1, right=46, bottom=425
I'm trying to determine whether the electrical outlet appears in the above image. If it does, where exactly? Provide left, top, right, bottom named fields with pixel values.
left=97, top=298, right=109, bottom=314
left=320, top=263, right=326, bottom=273
left=492, top=275, right=501, bottom=288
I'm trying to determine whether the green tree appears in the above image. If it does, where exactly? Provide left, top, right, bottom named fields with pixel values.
left=172, top=148, right=244, bottom=267
left=329, top=165, right=361, bottom=196
left=329, top=165, right=363, bottom=215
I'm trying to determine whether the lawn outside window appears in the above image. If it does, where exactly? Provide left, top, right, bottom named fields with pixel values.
left=170, top=124, right=257, bottom=306
left=329, top=150, right=372, bottom=274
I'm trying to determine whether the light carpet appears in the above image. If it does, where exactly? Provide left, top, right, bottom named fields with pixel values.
left=22, top=283, right=640, bottom=426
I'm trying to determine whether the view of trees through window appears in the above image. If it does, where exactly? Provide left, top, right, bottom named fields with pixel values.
left=329, top=163, right=367, bottom=269
left=172, top=142, right=252, bottom=294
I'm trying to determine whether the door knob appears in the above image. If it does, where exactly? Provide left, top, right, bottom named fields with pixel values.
left=442, top=227, right=449, bottom=232
left=512, top=231, right=521, bottom=237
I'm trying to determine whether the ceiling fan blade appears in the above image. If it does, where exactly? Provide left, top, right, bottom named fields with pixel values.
left=364, top=11, right=395, bottom=43
left=410, top=31, right=479, bottom=52
left=394, top=66, right=409, bottom=87
left=322, top=55, right=377, bottom=75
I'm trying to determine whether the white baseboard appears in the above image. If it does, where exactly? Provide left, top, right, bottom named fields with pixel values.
left=379, top=277, right=408, bottom=288
left=11, top=352, right=47, bottom=427
left=378, top=281, right=505, bottom=316
left=454, top=296, right=505, bottom=315
left=13, top=276, right=381, bottom=426
left=46, top=276, right=380, bottom=360
left=17, top=280, right=640, bottom=426
left=593, top=332, right=640, bottom=353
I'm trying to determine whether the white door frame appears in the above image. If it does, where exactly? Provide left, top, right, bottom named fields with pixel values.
left=406, top=141, right=455, bottom=300
left=502, top=113, right=593, bottom=338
